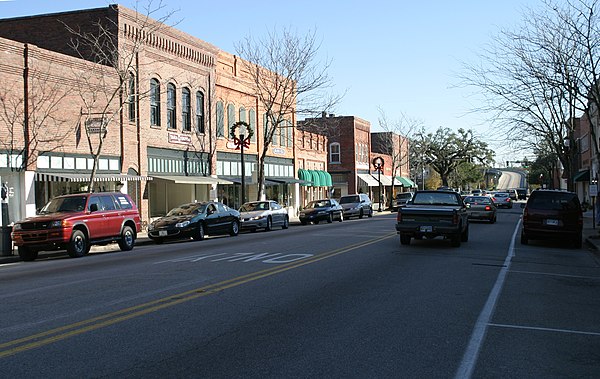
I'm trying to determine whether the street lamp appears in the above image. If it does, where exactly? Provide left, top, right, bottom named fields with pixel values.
left=231, top=121, right=252, bottom=207
left=372, top=157, right=384, bottom=212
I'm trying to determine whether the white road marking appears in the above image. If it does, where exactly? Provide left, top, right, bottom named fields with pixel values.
left=154, top=252, right=314, bottom=264
left=489, top=323, right=600, bottom=336
left=510, top=270, right=600, bottom=280
left=454, top=219, right=521, bottom=379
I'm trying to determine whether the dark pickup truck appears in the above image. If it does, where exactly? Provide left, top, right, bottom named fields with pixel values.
left=395, top=190, right=469, bottom=247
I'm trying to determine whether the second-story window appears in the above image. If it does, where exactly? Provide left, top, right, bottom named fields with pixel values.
left=150, top=79, right=160, bottom=126
left=167, top=83, right=176, bottom=129
left=128, top=72, right=136, bottom=122
left=182, top=87, right=191, bottom=132
left=249, top=109, right=256, bottom=142
left=227, top=104, right=236, bottom=135
left=216, top=101, right=224, bottom=137
left=330, top=143, right=341, bottom=163
left=196, top=91, right=205, bottom=134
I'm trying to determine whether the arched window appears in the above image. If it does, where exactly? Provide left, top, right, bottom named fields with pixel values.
left=128, top=72, right=136, bottom=122
left=249, top=109, right=256, bottom=142
left=239, top=107, right=246, bottom=123
left=150, top=79, right=161, bottom=126
left=216, top=101, right=224, bottom=137
left=167, top=83, right=176, bottom=129
left=182, top=87, right=191, bottom=131
left=330, top=142, right=341, bottom=163
left=227, top=103, right=236, bottom=135
left=196, top=91, right=205, bottom=134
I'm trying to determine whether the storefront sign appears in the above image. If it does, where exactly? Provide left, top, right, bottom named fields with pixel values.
left=272, top=148, right=285, bottom=155
left=168, top=132, right=192, bottom=145
left=85, top=117, right=107, bottom=134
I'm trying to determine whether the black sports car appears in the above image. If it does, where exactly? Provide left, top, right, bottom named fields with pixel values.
left=147, top=201, right=240, bottom=244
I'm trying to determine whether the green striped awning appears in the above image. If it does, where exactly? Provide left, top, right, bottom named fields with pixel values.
left=396, top=176, right=415, bottom=187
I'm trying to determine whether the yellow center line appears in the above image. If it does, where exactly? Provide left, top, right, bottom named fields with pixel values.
left=0, top=232, right=395, bottom=358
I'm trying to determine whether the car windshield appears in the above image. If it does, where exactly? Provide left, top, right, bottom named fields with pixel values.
left=464, top=196, right=492, bottom=204
left=307, top=200, right=330, bottom=208
left=495, top=193, right=509, bottom=198
left=166, top=204, right=205, bottom=216
left=39, top=196, right=87, bottom=214
left=412, top=192, right=460, bottom=206
left=240, top=202, right=270, bottom=212
left=528, top=192, right=580, bottom=211
left=339, top=195, right=360, bottom=204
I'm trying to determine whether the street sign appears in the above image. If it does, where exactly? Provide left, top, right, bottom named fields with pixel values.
left=590, top=184, right=598, bottom=197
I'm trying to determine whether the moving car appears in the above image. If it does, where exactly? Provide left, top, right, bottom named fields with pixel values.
left=516, top=188, right=528, bottom=200
left=392, top=192, right=414, bottom=211
left=299, top=199, right=344, bottom=225
left=339, top=193, right=373, bottom=219
left=506, top=188, right=518, bottom=201
left=395, top=190, right=469, bottom=247
left=147, top=201, right=240, bottom=244
left=521, top=189, right=583, bottom=248
left=492, top=192, right=513, bottom=208
left=463, top=195, right=497, bottom=223
left=239, top=200, right=289, bottom=232
left=11, top=192, right=141, bottom=261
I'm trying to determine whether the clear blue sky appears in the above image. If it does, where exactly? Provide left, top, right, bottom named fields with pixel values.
left=1, top=0, right=537, bottom=162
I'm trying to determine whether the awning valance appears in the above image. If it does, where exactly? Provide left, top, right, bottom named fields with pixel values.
left=357, top=173, right=380, bottom=187
left=36, top=172, right=152, bottom=182
left=267, top=177, right=311, bottom=185
left=298, top=169, right=313, bottom=186
left=152, top=175, right=233, bottom=185
left=573, top=170, right=590, bottom=182
left=396, top=176, right=415, bottom=187
left=297, top=169, right=332, bottom=187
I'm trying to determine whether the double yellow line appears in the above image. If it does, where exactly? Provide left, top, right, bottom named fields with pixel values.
left=1, top=232, right=395, bottom=358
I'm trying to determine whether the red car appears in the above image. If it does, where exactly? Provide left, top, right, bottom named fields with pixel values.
left=11, top=192, right=141, bottom=261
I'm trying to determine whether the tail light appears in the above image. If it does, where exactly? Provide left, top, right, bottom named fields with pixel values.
left=452, top=210, right=459, bottom=225
left=397, top=209, right=402, bottom=222
left=523, top=207, right=528, bottom=222
left=485, top=205, right=491, bottom=211
left=506, top=198, right=510, bottom=202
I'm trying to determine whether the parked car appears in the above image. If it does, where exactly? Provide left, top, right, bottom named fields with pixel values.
left=463, top=195, right=497, bottom=223
left=239, top=200, right=289, bottom=232
left=339, top=193, right=373, bottom=219
left=299, top=199, right=344, bottom=225
left=492, top=192, right=513, bottom=208
left=471, top=189, right=487, bottom=196
left=392, top=192, right=414, bottom=211
left=147, top=201, right=240, bottom=244
left=521, top=189, right=583, bottom=248
left=11, top=192, right=141, bottom=261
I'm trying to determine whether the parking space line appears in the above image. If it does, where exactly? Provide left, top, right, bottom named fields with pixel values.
left=489, top=322, right=600, bottom=337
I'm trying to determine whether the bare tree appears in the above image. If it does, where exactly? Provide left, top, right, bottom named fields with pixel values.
left=62, top=2, right=178, bottom=192
left=0, top=63, right=72, bottom=171
left=460, top=0, right=600, bottom=191
left=235, top=27, right=341, bottom=200
left=374, top=108, right=421, bottom=208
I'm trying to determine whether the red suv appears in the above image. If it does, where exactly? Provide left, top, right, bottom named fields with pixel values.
left=11, top=192, right=141, bottom=261
left=520, top=189, right=583, bottom=248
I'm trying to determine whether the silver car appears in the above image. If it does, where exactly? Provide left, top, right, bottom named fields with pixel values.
left=339, top=194, right=373, bottom=219
left=239, top=201, right=290, bottom=231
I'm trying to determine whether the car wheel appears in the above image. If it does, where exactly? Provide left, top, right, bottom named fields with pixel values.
left=192, top=223, right=205, bottom=241
left=229, top=220, right=240, bottom=236
left=520, top=231, right=528, bottom=245
left=338, top=212, right=343, bottom=222
left=314, top=220, right=320, bottom=224
left=153, top=237, right=164, bottom=245
left=573, top=233, right=582, bottom=249
left=368, top=207, right=373, bottom=217
left=450, top=233, right=461, bottom=247
left=18, top=246, right=38, bottom=261
left=461, top=224, right=469, bottom=242
left=67, top=230, right=89, bottom=258
left=282, top=216, right=289, bottom=229
left=491, top=215, right=496, bottom=224
left=358, top=209, right=364, bottom=219
left=118, top=225, right=136, bottom=251
left=400, top=234, right=411, bottom=245
left=300, top=220, right=307, bottom=225
left=265, top=217, right=273, bottom=231
left=327, top=213, right=333, bottom=223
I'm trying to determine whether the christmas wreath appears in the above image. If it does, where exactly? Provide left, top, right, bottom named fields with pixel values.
left=230, top=121, right=253, bottom=149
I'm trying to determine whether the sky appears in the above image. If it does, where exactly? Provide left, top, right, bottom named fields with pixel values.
left=0, top=0, right=537, bottom=163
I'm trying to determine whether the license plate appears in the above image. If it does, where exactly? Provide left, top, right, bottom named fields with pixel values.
left=545, top=219, right=559, bottom=226
left=420, top=226, right=433, bottom=232
left=159, top=230, right=168, bottom=237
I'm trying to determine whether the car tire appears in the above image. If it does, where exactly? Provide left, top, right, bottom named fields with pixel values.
left=301, top=220, right=307, bottom=225
left=67, top=230, right=89, bottom=258
left=153, top=237, right=164, bottom=245
left=18, top=246, right=38, bottom=261
left=282, top=216, right=289, bottom=229
left=573, top=234, right=582, bottom=249
left=265, top=217, right=273, bottom=231
left=400, top=234, right=411, bottom=245
left=338, top=213, right=343, bottom=222
left=192, top=223, right=205, bottom=241
left=314, top=220, right=320, bottom=224
left=118, top=225, right=136, bottom=251
left=358, top=209, right=364, bottom=219
left=451, top=233, right=461, bottom=247
left=229, top=220, right=240, bottom=236
left=461, top=224, right=469, bottom=242
left=520, top=231, right=528, bottom=245
left=327, top=213, right=333, bottom=223
left=368, top=207, right=373, bottom=217
left=491, top=215, right=496, bottom=224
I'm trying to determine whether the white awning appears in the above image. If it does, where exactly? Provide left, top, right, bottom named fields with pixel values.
left=152, top=175, right=233, bottom=185
left=377, top=175, right=393, bottom=186
left=36, top=172, right=152, bottom=182
left=357, top=173, right=380, bottom=187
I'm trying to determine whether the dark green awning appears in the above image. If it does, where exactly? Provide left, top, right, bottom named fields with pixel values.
left=573, top=170, right=590, bottom=182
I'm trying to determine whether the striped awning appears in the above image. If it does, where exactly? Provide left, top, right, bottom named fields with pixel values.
left=36, top=172, right=153, bottom=182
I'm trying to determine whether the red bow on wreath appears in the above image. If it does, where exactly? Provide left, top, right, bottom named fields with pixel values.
left=233, top=136, right=251, bottom=149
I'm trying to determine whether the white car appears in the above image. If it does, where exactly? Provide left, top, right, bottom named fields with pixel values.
left=492, top=192, right=513, bottom=209
left=239, top=201, right=290, bottom=231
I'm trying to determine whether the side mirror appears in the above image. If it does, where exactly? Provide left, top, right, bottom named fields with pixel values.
left=90, top=203, right=99, bottom=213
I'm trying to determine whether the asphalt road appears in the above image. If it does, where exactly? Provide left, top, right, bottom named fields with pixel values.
left=1, top=209, right=599, bottom=378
